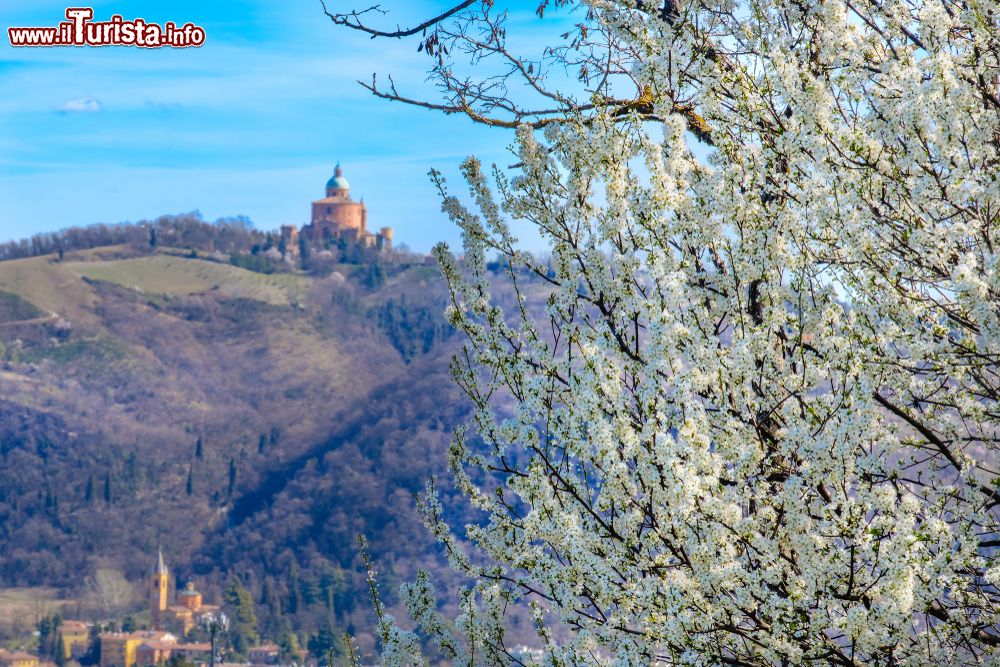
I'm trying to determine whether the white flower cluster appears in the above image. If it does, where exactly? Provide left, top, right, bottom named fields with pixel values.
left=367, top=0, right=1000, bottom=664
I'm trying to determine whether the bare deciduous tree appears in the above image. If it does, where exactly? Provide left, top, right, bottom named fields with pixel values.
left=84, top=568, right=135, bottom=618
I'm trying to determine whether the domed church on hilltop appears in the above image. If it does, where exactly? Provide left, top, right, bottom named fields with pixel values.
left=298, top=163, right=393, bottom=249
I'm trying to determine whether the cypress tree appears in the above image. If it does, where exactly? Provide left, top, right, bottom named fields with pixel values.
left=223, top=577, right=259, bottom=657
left=307, top=618, right=338, bottom=660
left=298, top=236, right=310, bottom=267
left=38, top=616, right=53, bottom=657
left=278, top=620, right=298, bottom=662
left=287, top=560, right=302, bottom=614
left=185, top=465, right=193, bottom=496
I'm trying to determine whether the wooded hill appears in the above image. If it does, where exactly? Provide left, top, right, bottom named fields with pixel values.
left=0, top=222, right=480, bottom=654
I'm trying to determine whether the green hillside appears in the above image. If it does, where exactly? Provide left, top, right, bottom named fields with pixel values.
left=0, top=254, right=94, bottom=322
left=0, top=249, right=310, bottom=319
left=64, top=254, right=310, bottom=305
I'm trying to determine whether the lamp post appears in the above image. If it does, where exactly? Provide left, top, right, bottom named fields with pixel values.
left=198, top=611, right=228, bottom=667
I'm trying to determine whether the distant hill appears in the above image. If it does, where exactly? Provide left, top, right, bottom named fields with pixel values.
left=0, top=241, right=474, bottom=650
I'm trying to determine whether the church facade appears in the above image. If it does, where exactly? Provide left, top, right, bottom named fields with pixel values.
left=98, top=551, right=216, bottom=667
left=149, top=549, right=219, bottom=634
left=298, top=164, right=393, bottom=249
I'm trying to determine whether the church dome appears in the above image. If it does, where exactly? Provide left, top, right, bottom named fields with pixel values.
left=326, top=164, right=350, bottom=191
left=179, top=582, right=200, bottom=597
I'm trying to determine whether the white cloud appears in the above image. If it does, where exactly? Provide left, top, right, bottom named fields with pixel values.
left=57, top=96, right=102, bottom=113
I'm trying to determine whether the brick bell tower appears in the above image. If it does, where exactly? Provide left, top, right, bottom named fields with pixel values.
left=150, top=548, right=169, bottom=629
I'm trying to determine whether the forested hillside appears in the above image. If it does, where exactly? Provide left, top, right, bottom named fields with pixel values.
left=0, top=220, right=481, bottom=653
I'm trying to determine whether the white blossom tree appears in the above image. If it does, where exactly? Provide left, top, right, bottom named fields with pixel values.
left=330, top=0, right=1000, bottom=663
left=85, top=568, right=136, bottom=618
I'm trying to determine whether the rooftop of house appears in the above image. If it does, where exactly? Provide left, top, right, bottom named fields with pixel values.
left=174, top=644, right=211, bottom=652
left=60, top=621, right=89, bottom=632
left=136, top=642, right=176, bottom=651
left=100, top=631, right=176, bottom=642
left=0, top=649, right=38, bottom=661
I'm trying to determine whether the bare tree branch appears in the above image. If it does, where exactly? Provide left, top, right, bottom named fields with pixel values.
left=319, top=0, right=478, bottom=38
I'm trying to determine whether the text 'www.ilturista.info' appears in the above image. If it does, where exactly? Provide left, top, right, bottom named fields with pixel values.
left=8, top=8, right=206, bottom=48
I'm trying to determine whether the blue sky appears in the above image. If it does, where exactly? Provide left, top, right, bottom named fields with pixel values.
left=0, top=1, right=566, bottom=252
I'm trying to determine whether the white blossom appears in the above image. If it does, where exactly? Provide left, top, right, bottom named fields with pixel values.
left=359, top=0, right=1000, bottom=663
